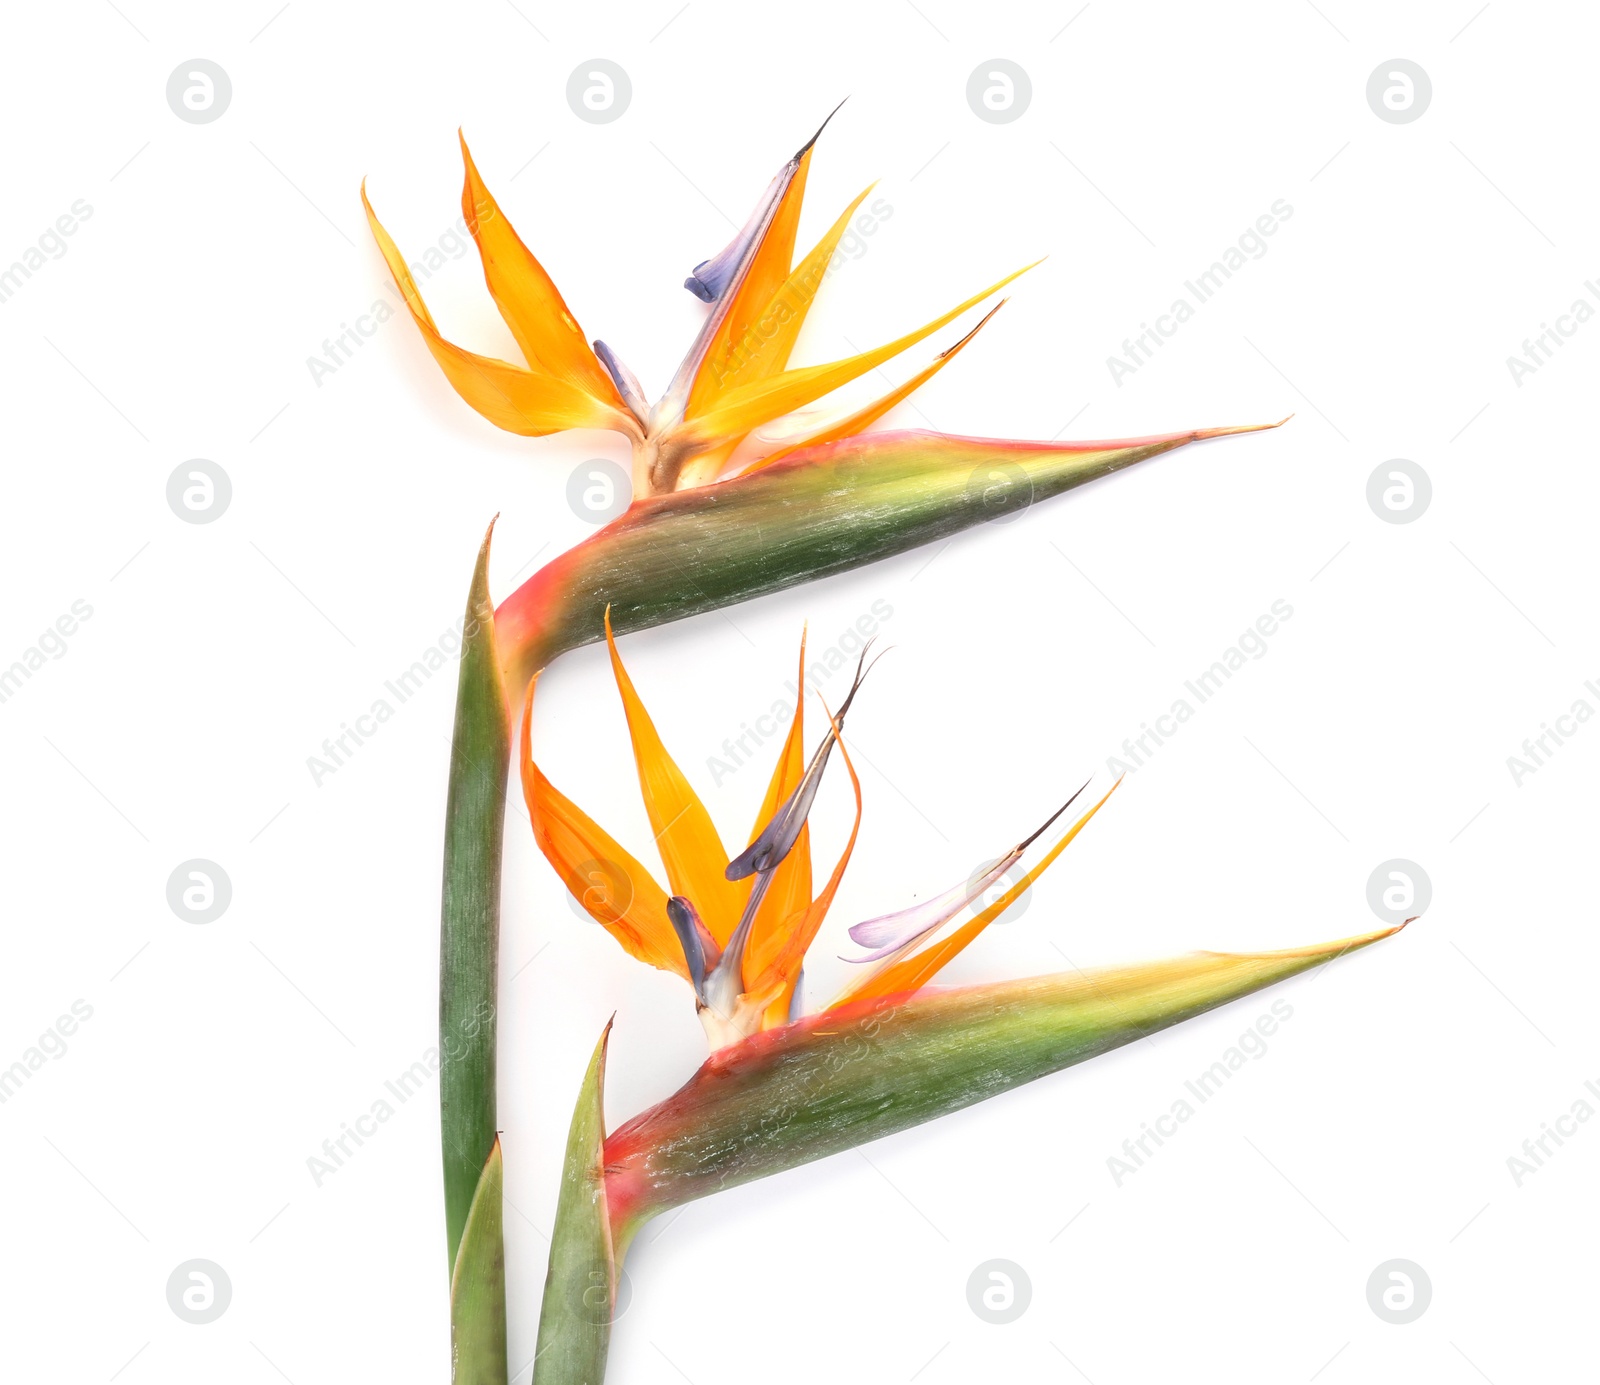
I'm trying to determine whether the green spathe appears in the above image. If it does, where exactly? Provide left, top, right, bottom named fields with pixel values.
left=603, top=927, right=1401, bottom=1242
left=495, top=425, right=1279, bottom=696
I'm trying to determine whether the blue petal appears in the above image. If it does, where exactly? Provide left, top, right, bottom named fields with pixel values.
left=667, top=895, right=718, bottom=1002
left=653, top=102, right=846, bottom=431
left=679, top=102, right=845, bottom=307
left=844, top=783, right=1092, bottom=962
left=725, top=640, right=880, bottom=882
left=593, top=339, right=650, bottom=426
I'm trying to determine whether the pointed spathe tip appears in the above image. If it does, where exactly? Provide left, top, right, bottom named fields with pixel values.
left=1192, top=417, right=1293, bottom=441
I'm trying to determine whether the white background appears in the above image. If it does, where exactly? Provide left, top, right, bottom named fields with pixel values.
left=2, top=1, right=1594, bottom=1381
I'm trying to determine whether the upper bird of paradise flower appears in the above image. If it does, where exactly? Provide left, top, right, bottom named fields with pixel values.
left=523, top=611, right=1116, bottom=1050
left=364, top=118, right=1288, bottom=701
left=363, top=105, right=1054, bottom=500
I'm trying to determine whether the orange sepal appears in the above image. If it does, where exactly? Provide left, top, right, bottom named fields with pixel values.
left=739, top=301, right=1007, bottom=476
left=700, top=182, right=877, bottom=405
left=603, top=611, right=748, bottom=945
left=744, top=696, right=863, bottom=1005
left=742, top=635, right=814, bottom=1014
left=685, top=147, right=815, bottom=417
left=520, top=681, right=685, bottom=977
left=458, top=133, right=626, bottom=409
left=683, top=261, right=1040, bottom=446
left=363, top=182, right=627, bottom=437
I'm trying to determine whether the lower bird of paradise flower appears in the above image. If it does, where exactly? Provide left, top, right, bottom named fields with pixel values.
left=497, top=612, right=1406, bottom=1385
left=522, top=613, right=1115, bottom=1051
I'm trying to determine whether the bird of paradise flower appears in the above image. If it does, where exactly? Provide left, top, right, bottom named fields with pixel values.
left=357, top=110, right=1352, bottom=1385
left=507, top=618, right=1403, bottom=1384
left=361, top=112, right=1283, bottom=691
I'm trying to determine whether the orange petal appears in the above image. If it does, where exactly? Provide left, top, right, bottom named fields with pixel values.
left=831, top=780, right=1120, bottom=1007
left=458, top=134, right=626, bottom=409
left=519, top=682, right=684, bottom=977
left=745, top=695, right=863, bottom=1005
left=603, top=611, right=748, bottom=945
left=683, top=261, right=1040, bottom=446
left=363, top=183, right=626, bottom=437
left=691, top=182, right=876, bottom=409
left=684, top=150, right=812, bottom=412
left=743, top=634, right=813, bottom=1008
left=738, top=301, right=1006, bottom=476
left=684, top=147, right=815, bottom=418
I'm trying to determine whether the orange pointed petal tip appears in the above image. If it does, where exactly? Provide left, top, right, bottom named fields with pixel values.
left=743, top=689, right=864, bottom=1002
left=361, top=180, right=629, bottom=439
left=599, top=608, right=746, bottom=945
left=683, top=258, right=1044, bottom=446
left=656, top=110, right=847, bottom=434
left=741, top=629, right=813, bottom=1003
left=455, top=130, right=626, bottom=411
left=724, top=639, right=881, bottom=882
left=740, top=299, right=1009, bottom=476
left=518, top=675, right=686, bottom=977
left=830, top=777, right=1121, bottom=1008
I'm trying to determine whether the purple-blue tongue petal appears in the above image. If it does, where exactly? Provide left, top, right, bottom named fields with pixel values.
left=844, top=781, right=1093, bottom=962
left=654, top=102, right=846, bottom=431
left=682, top=272, right=718, bottom=304
left=666, top=895, right=723, bottom=1005
left=701, top=870, right=773, bottom=1019
left=679, top=101, right=846, bottom=306
left=844, top=860, right=1016, bottom=962
left=724, top=641, right=879, bottom=882
left=593, top=340, right=650, bottom=426
left=681, top=193, right=776, bottom=304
